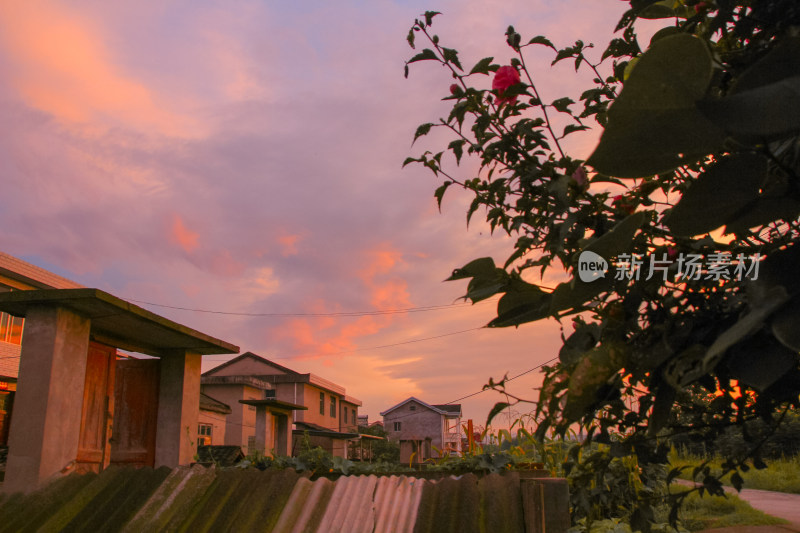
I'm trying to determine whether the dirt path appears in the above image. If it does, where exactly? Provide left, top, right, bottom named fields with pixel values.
left=724, top=486, right=800, bottom=526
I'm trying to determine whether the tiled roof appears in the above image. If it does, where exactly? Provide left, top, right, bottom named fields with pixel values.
left=294, top=421, right=359, bottom=439
left=195, top=445, right=245, bottom=466
left=0, top=467, right=569, bottom=532
left=199, top=392, right=232, bottom=414
left=432, top=404, right=462, bottom=416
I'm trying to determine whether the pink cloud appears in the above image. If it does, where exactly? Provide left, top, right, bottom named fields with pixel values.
left=170, top=214, right=200, bottom=253
left=0, top=1, right=202, bottom=136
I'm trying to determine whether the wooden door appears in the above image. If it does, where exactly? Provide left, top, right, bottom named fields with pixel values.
left=77, top=342, right=116, bottom=472
left=110, top=358, right=160, bottom=467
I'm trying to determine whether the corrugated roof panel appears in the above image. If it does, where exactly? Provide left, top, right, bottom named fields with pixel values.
left=317, top=474, right=378, bottom=533
left=123, top=464, right=217, bottom=532
left=0, top=470, right=97, bottom=533
left=373, top=475, right=425, bottom=533
left=272, top=476, right=336, bottom=533
left=0, top=465, right=567, bottom=532
left=414, top=473, right=482, bottom=533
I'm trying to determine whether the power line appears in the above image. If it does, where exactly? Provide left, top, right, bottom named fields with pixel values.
left=380, top=356, right=560, bottom=425
left=203, top=326, right=485, bottom=361
left=127, top=299, right=477, bottom=317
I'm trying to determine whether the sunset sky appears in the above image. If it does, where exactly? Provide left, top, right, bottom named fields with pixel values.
left=0, top=0, right=631, bottom=426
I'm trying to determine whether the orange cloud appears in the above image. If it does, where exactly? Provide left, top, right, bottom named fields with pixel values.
left=271, top=244, right=413, bottom=359
left=0, top=2, right=200, bottom=136
left=277, top=233, right=302, bottom=257
left=170, top=215, right=200, bottom=253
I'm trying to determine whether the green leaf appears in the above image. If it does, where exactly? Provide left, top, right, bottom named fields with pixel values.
left=447, top=139, right=465, bottom=164
left=486, top=402, right=511, bottom=426
left=563, top=343, right=626, bottom=422
left=466, top=275, right=505, bottom=303
left=528, top=35, right=556, bottom=50
left=772, top=298, right=800, bottom=352
left=726, top=196, right=800, bottom=236
left=442, top=48, right=463, bottom=71
left=638, top=0, right=675, bottom=19
left=434, top=181, right=453, bottom=210
left=402, top=156, right=418, bottom=168
left=488, top=281, right=551, bottom=327
left=731, top=472, right=744, bottom=492
left=406, top=28, right=416, bottom=49
left=562, top=124, right=589, bottom=138
left=423, top=11, right=440, bottom=27
left=408, top=48, right=439, bottom=64
left=647, top=383, right=676, bottom=436
left=687, top=287, right=792, bottom=385
left=664, top=153, right=767, bottom=237
left=551, top=97, right=575, bottom=114
left=413, top=122, right=434, bottom=143
left=550, top=212, right=647, bottom=313
left=649, top=26, right=681, bottom=46
left=726, top=333, right=797, bottom=392
left=469, top=56, right=496, bottom=75
left=587, top=34, right=726, bottom=178
left=446, top=257, right=497, bottom=281
left=585, top=211, right=647, bottom=260
left=732, top=36, right=800, bottom=94
left=700, top=76, right=800, bottom=141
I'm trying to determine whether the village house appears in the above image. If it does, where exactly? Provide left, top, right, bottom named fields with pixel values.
left=0, top=252, right=239, bottom=492
left=201, top=352, right=362, bottom=458
left=380, top=397, right=462, bottom=463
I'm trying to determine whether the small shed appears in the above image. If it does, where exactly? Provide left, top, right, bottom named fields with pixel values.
left=0, top=288, right=239, bottom=493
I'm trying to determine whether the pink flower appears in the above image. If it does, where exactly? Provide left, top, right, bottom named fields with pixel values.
left=572, top=166, right=588, bottom=188
left=492, top=66, right=521, bottom=106
left=450, top=84, right=460, bottom=95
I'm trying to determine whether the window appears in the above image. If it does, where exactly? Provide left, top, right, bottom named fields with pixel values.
left=0, top=287, right=22, bottom=345
left=344, top=408, right=348, bottom=424
left=393, top=422, right=401, bottom=431
left=320, top=392, right=325, bottom=415
left=247, top=435, right=256, bottom=452
left=409, top=405, right=416, bottom=411
left=330, top=396, right=337, bottom=417
left=352, top=409, right=356, bottom=423
left=198, top=423, right=213, bottom=446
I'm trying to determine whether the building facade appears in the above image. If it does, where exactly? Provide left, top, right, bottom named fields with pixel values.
left=380, top=397, right=462, bottom=463
left=201, top=352, right=362, bottom=458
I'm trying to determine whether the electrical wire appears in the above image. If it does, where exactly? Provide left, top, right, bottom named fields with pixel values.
left=126, top=299, right=477, bottom=317
left=202, top=326, right=485, bottom=361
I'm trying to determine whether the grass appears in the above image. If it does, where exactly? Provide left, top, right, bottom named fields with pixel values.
left=670, top=450, right=800, bottom=494
left=672, top=485, right=789, bottom=532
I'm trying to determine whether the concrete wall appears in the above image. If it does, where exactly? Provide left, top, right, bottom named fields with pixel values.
left=293, top=383, right=341, bottom=431
left=200, top=383, right=262, bottom=453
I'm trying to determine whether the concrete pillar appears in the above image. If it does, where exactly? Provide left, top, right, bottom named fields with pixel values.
left=4, top=306, right=91, bottom=493
left=154, top=350, right=201, bottom=468
left=275, top=413, right=289, bottom=456
left=252, top=406, right=268, bottom=456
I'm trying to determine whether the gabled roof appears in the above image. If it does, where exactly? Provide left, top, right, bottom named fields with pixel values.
left=379, top=397, right=462, bottom=417
left=202, top=351, right=301, bottom=377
